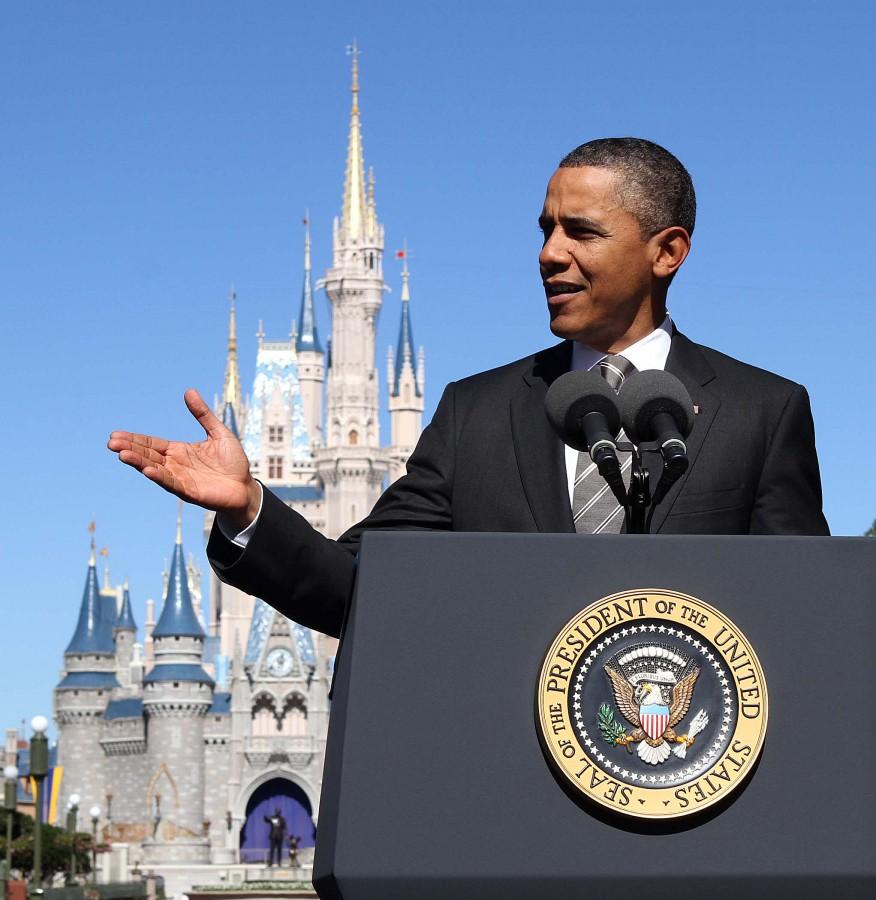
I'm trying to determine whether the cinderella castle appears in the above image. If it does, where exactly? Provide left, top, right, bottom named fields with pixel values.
left=50, top=49, right=425, bottom=880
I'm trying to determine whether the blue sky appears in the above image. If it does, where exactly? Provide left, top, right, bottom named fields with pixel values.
left=1, top=2, right=873, bottom=734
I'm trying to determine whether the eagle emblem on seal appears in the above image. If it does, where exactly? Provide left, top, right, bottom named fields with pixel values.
left=601, top=642, right=709, bottom=765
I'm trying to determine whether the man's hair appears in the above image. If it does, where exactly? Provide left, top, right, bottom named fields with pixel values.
left=559, top=138, right=696, bottom=238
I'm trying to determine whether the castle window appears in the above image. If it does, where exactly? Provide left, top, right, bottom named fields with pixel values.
left=268, top=425, right=284, bottom=444
left=279, top=694, right=308, bottom=736
left=348, top=429, right=359, bottom=446
left=268, top=456, right=284, bottom=479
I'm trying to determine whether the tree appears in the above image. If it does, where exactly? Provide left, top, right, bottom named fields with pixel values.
left=866, top=519, right=876, bottom=537
left=0, top=812, right=92, bottom=878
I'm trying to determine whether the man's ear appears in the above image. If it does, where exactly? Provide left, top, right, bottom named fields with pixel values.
left=651, top=226, right=691, bottom=280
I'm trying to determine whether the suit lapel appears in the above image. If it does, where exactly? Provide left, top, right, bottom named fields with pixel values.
left=649, top=331, right=721, bottom=533
left=511, top=342, right=575, bottom=533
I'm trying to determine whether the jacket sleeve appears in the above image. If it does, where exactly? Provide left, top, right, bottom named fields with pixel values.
left=207, top=383, right=458, bottom=637
left=749, top=385, right=830, bottom=535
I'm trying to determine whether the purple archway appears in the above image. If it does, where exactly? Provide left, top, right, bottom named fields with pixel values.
left=240, top=777, right=316, bottom=863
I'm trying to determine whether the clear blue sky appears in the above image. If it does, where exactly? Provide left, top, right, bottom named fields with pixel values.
left=2, top=2, right=873, bottom=734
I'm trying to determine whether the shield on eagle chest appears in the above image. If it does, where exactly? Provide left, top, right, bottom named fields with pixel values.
left=640, top=703, right=670, bottom=741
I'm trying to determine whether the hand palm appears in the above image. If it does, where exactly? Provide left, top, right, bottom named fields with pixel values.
left=163, top=430, right=251, bottom=510
left=108, top=388, right=256, bottom=515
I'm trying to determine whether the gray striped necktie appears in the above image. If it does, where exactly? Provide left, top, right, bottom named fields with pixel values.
left=572, top=354, right=637, bottom=534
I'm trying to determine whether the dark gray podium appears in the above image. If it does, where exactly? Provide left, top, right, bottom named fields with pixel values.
left=313, top=534, right=876, bottom=900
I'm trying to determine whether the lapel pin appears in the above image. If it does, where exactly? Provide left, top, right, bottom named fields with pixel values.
left=693, top=405, right=700, bottom=415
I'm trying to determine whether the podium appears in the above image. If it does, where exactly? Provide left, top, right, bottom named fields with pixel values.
left=313, top=534, right=876, bottom=899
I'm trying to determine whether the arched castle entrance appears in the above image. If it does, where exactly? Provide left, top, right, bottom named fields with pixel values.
left=239, top=775, right=317, bottom=863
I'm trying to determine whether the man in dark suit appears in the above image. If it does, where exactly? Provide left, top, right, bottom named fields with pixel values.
left=108, top=138, right=828, bottom=639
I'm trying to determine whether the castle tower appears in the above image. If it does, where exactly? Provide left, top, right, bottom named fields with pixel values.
left=296, top=217, right=325, bottom=451
left=318, top=44, right=389, bottom=536
left=141, top=512, right=212, bottom=863
left=387, top=256, right=425, bottom=483
left=113, top=581, right=137, bottom=690
left=55, top=538, right=118, bottom=820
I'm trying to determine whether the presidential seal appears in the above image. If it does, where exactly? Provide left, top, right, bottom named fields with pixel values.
left=536, top=589, right=768, bottom=820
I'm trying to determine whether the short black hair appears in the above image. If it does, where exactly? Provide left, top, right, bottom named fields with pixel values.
left=559, top=138, right=696, bottom=238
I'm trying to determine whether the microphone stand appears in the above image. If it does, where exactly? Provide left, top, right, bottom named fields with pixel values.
left=625, top=446, right=651, bottom=534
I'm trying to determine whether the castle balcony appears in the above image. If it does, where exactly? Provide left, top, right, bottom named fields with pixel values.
left=244, top=733, right=317, bottom=769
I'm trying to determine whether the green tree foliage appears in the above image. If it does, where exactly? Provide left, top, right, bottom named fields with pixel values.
left=0, top=811, right=92, bottom=877
left=865, top=519, right=876, bottom=537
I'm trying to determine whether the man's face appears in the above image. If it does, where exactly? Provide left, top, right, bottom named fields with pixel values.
left=539, top=166, right=658, bottom=350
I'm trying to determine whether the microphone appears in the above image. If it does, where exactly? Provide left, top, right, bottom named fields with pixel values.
left=545, top=371, right=627, bottom=504
left=617, top=370, right=695, bottom=485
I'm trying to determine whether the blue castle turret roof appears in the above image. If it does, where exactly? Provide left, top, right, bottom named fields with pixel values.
left=222, top=401, right=240, bottom=438
left=391, top=266, right=421, bottom=398
left=152, top=521, right=205, bottom=639
left=116, top=583, right=136, bottom=631
left=65, top=547, right=116, bottom=654
left=144, top=663, right=214, bottom=685
left=295, top=224, right=322, bottom=353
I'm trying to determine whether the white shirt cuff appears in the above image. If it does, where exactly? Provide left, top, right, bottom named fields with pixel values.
left=216, top=482, right=264, bottom=548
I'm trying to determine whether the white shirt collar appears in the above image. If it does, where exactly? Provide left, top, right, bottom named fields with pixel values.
left=570, top=314, right=673, bottom=373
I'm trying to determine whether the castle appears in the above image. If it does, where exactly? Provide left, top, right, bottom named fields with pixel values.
left=51, top=48, right=425, bottom=875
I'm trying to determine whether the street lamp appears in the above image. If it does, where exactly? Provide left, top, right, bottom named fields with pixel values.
left=89, top=806, right=100, bottom=884
left=29, top=715, right=49, bottom=897
left=66, top=793, right=81, bottom=885
left=3, top=765, right=19, bottom=895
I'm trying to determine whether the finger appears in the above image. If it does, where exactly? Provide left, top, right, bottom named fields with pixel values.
left=184, top=388, right=226, bottom=439
left=118, top=448, right=165, bottom=471
left=142, top=465, right=185, bottom=497
left=108, top=431, right=170, bottom=454
left=109, top=438, right=167, bottom=466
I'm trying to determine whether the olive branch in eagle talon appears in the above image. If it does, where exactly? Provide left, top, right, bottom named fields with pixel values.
left=597, top=703, right=628, bottom=745
left=602, top=662, right=709, bottom=765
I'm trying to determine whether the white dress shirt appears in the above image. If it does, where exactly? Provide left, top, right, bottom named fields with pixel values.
left=221, top=315, right=675, bottom=545
left=564, top=315, right=673, bottom=504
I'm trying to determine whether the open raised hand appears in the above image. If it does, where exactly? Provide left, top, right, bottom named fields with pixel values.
left=107, top=388, right=261, bottom=531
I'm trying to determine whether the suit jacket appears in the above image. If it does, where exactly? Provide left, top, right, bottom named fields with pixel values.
left=208, top=332, right=829, bottom=637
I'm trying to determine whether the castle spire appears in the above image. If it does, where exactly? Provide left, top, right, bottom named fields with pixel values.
left=341, top=41, right=367, bottom=243
left=116, top=580, right=137, bottom=631
left=65, top=535, right=116, bottom=654
left=153, top=509, right=204, bottom=639
left=296, top=214, right=322, bottom=353
left=392, top=247, right=421, bottom=397
left=222, top=286, right=243, bottom=417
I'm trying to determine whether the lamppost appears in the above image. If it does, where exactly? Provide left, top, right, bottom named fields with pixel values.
left=65, top=793, right=80, bottom=886
left=29, top=715, right=50, bottom=897
left=89, top=806, right=100, bottom=885
left=3, top=765, right=19, bottom=895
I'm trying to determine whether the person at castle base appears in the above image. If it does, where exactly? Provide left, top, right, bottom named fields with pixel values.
left=107, top=138, right=829, bottom=640
left=264, top=807, right=287, bottom=867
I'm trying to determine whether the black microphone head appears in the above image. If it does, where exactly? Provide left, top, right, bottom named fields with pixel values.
left=544, top=370, right=621, bottom=452
left=617, top=370, right=695, bottom=443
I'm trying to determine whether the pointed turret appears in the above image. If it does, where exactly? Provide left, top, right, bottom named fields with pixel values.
left=341, top=41, right=367, bottom=245
left=66, top=540, right=116, bottom=654
left=222, top=287, right=243, bottom=419
left=391, top=257, right=422, bottom=398
left=152, top=507, right=205, bottom=639
left=388, top=254, right=426, bottom=484
left=296, top=217, right=322, bottom=353
left=116, top=581, right=136, bottom=631
left=222, top=401, right=239, bottom=438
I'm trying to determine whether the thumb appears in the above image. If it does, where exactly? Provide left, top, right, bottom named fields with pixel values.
left=184, top=388, right=226, bottom=439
